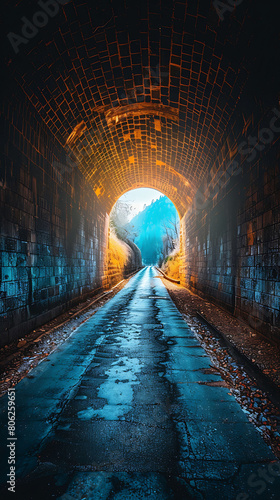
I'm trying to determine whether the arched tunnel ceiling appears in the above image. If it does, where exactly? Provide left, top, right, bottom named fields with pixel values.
left=2, top=0, right=264, bottom=215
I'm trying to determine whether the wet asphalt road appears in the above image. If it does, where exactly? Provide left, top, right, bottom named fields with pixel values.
left=0, top=267, right=279, bottom=499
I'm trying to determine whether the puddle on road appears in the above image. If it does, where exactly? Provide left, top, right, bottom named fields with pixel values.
left=77, top=357, right=143, bottom=421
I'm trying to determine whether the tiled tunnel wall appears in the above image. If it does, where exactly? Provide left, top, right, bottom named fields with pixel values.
left=1, top=0, right=255, bottom=217
left=0, top=87, right=110, bottom=347
left=1, top=0, right=280, bottom=345
left=181, top=103, right=280, bottom=344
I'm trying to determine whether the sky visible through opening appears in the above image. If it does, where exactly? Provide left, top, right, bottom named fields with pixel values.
left=118, top=188, right=163, bottom=220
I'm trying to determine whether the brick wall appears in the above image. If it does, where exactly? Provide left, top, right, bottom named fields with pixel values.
left=181, top=185, right=238, bottom=312
left=0, top=89, right=109, bottom=347
left=181, top=105, right=280, bottom=344
left=2, top=0, right=259, bottom=218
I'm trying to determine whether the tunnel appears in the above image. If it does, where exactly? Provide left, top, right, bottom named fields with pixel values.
left=0, top=0, right=280, bottom=498
left=1, top=0, right=280, bottom=345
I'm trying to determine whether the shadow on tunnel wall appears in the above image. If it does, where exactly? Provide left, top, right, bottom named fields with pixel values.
left=0, top=82, right=110, bottom=347
left=180, top=98, right=280, bottom=344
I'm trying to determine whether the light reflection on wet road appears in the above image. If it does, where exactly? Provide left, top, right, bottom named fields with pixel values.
left=0, top=267, right=278, bottom=499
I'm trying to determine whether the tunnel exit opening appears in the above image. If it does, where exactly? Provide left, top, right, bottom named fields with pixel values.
left=107, top=188, right=181, bottom=286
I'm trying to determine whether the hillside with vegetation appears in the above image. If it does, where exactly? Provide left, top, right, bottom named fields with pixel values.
left=110, top=195, right=180, bottom=266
